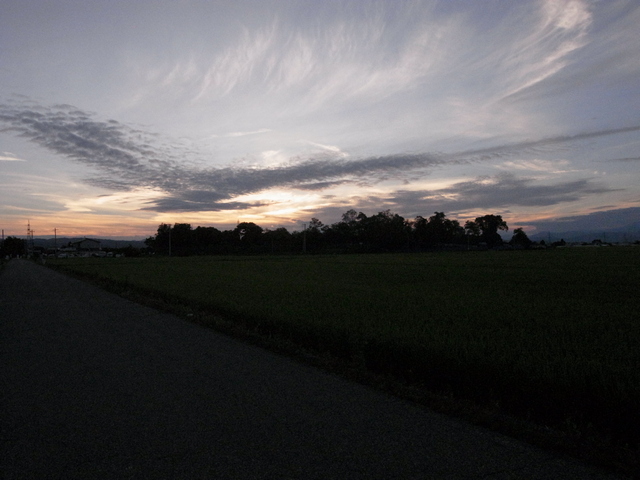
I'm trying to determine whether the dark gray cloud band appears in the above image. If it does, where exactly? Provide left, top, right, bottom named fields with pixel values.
left=608, top=156, right=640, bottom=162
left=382, top=173, right=618, bottom=217
left=456, top=126, right=640, bottom=162
left=1, top=100, right=637, bottom=213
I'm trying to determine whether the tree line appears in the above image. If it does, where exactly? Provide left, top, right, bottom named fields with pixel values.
left=144, top=210, right=534, bottom=256
left=0, top=236, right=27, bottom=258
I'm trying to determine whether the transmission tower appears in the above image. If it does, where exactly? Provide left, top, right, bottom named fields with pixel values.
left=27, top=220, right=35, bottom=256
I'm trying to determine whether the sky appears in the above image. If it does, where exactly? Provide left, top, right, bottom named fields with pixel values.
left=1, top=0, right=639, bottom=239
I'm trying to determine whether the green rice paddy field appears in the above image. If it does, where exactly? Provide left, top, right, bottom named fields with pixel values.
left=50, top=247, right=640, bottom=446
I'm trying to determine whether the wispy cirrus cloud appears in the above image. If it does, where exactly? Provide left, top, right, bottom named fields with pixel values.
left=106, top=0, right=622, bottom=156
left=191, top=11, right=443, bottom=107
left=140, top=0, right=592, bottom=112
left=120, top=3, right=456, bottom=119
left=498, top=0, right=592, bottom=100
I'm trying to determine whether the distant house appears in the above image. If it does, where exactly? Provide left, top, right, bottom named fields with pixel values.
left=71, top=238, right=102, bottom=253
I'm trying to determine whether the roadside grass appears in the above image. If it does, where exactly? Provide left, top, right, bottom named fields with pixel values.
left=48, top=247, right=640, bottom=473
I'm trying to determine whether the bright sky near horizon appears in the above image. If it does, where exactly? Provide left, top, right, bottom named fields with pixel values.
left=1, top=0, right=639, bottom=239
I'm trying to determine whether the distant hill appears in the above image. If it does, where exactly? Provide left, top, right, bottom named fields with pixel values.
left=528, top=228, right=640, bottom=244
left=525, top=208, right=640, bottom=244
left=32, top=237, right=147, bottom=249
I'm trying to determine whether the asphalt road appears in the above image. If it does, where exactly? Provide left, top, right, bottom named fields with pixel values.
left=0, top=259, right=622, bottom=479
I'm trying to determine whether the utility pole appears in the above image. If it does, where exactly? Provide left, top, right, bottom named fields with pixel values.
left=54, top=228, right=57, bottom=257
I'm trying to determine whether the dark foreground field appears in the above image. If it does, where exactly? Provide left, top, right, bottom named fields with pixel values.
left=5, top=259, right=628, bottom=478
left=49, top=247, right=640, bottom=459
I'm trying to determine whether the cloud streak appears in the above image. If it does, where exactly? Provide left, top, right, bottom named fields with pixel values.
left=455, top=126, right=640, bottom=162
left=0, top=152, right=25, bottom=161
left=382, top=173, right=617, bottom=217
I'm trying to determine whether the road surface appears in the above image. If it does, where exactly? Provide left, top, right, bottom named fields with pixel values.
left=0, top=259, right=622, bottom=478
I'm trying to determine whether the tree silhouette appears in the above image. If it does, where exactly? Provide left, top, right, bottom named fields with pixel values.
left=473, top=214, right=508, bottom=248
left=263, top=227, right=292, bottom=253
left=234, top=222, right=264, bottom=251
left=193, top=226, right=222, bottom=254
left=363, top=210, right=408, bottom=251
left=413, top=212, right=463, bottom=247
left=170, top=223, right=194, bottom=256
left=308, top=217, right=324, bottom=232
left=305, top=218, right=326, bottom=252
left=145, top=223, right=172, bottom=255
left=325, top=210, right=368, bottom=250
left=510, top=228, right=532, bottom=248
left=144, top=209, right=523, bottom=255
left=0, top=236, right=27, bottom=257
left=464, top=220, right=481, bottom=237
left=427, top=212, right=463, bottom=245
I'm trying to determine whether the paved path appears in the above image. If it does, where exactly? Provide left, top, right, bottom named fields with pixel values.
left=0, top=259, right=622, bottom=479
